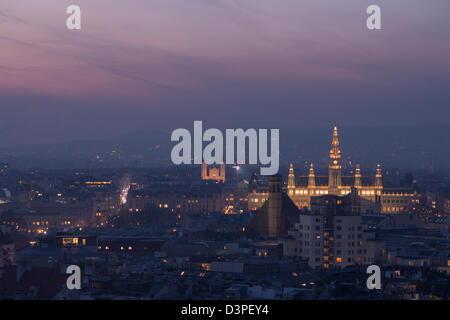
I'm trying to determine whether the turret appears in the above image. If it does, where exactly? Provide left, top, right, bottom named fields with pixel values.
left=354, top=164, right=362, bottom=188
left=375, top=164, right=382, bottom=188
left=288, top=163, right=295, bottom=194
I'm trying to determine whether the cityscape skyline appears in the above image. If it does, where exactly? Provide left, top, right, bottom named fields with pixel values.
left=0, top=1, right=449, bottom=302
left=1, top=124, right=448, bottom=300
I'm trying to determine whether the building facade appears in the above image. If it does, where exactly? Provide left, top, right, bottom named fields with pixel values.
left=127, top=188, right=226, bottom=216
left=284, top=195, right=383, bottom=269
left=249, top=126, right=419, bottom=213
left=202, top=162, right=225, bottom=183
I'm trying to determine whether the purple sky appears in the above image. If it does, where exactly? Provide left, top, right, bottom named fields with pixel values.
left=0, top=0, right=449, bottom=147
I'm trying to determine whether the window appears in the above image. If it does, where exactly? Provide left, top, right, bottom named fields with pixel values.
left=62, top=237, right=78, bottom=246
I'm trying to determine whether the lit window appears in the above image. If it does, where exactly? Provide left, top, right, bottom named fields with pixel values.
left=62, top=237, right=78, bottom=246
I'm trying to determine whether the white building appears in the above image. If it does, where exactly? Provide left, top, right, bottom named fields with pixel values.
left=284, top=194, right=383, bottom=269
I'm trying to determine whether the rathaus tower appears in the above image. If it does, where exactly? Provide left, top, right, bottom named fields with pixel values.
left=248, top=125, right=418, bottom=214
left=328, top=125, right=342, bottom=193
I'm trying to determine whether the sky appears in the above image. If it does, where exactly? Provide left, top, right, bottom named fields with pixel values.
left=0, top=0, right=449, bottom=147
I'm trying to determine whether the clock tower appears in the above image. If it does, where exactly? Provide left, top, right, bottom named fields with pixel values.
left=328, top=125, right=342, bottom=192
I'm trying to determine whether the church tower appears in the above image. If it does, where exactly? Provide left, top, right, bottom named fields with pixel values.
left=201, top=162, right=207, bottom=180
left=247, top=174, right=300, bottom=238
left=288, top=163, right=295, bottom=194
left=328, top=125, right=342, bottom=191
left=267, top=175, right=283, bottom=238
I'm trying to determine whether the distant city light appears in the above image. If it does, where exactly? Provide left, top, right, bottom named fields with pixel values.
left=120, top=184, right=130, bottom=205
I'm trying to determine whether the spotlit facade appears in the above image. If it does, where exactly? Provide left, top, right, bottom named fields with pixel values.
left=249, top=126, right=420, bottom=214
left=202, top=162, right=226, bottom=183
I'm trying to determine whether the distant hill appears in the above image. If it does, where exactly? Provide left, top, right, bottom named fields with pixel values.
left=0, top=124, right=449, bottom=172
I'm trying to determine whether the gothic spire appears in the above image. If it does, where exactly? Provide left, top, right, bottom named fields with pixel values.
left=308, top=163, right=316, bottom=188
left=328, top=125, right=342, bottom=189
left=330, top=125, right=341, bottom=161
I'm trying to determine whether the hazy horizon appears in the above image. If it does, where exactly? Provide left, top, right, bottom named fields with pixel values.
left=1, top=124, right=449, bottom=173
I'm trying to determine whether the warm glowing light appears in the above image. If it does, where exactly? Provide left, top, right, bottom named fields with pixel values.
left=120, top=184, right=130, bottom=205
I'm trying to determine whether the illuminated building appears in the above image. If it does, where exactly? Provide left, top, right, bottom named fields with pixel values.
left=84, top=181, right=112, bottom=188
left=249, top=126, right=419, bottom=213
left=127, top=188, right=226, bottom=215
left=1, top=210, right=81, bottom=234
left=201, top=162, right=225, bottom=183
